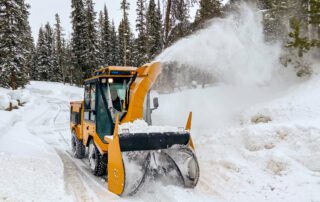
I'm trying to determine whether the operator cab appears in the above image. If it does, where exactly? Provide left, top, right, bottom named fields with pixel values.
left=84, top=66, right=137, bottom=140
left=99, top=77, right=130, bottom=120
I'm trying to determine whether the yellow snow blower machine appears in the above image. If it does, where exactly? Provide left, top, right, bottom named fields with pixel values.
left=70, top=62, right=199, bottom=196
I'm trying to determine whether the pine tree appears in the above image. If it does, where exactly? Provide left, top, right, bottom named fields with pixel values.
left=167, top=0, right=190, bottom=46
left=54, top=13, right=64, bottom=82
left=63, top=39, right=76, bottom=85
left=110, top=21, right=121, bottom=65
left=0, top=0, right=33, bottom=89
left=287, top=18, right=312, bottom=57
left=163, top=0, right=197, bottom=47
left=195, top=0, right=221, bottom=26
left=34, top=27, right=48, bottom=81
left=156, top=0, right=164, bottom=48
left=146, top=0, right=163, bottom=59
left=33, top=23, right=60, bottom=82
left=71, top=0, right=87, bottom=83
left=308, top=0, right=320, bottom=38
left=98, top=5, right=111, bottom=66
left=44, top=23, right=57, bottom=82
left=98, top=11, right=105, bottom=65
left=134, top=0, right=148, bottom=66
left=119, top=0, right=133, bottom=66
left=286, top=0, right=320, bottom=57
left=83, top=0, right=99, bottom=77
left=260, top=0, right=300, bottom=42
left=20, top=1, right=34, bottom=82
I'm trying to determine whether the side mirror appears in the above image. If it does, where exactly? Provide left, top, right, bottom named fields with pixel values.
left=153, top=97, right=159, bottom=109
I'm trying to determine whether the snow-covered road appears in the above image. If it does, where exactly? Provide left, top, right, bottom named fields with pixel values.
left=0, top=82, right=118, bottom=201
left=1, top=77, right=320, bottom=201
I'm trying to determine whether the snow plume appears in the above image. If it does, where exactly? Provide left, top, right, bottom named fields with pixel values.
left=157, top=4, right=283, bottom=86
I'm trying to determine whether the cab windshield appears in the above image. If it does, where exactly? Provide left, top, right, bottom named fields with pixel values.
left=98, top=77, right=130, bottom=122
left=109, top=82, right=126, bottom=112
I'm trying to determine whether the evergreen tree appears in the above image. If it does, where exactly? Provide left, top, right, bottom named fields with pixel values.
left=98, top=5, right=111, bottom=66
left=167, top=0, right=190, bottom=46
left=0, top=0, right=33, bottom=89
left=64, top=39, right=77, bottom=85
left=156, top=0, right=164, bottom=47
left=260, top=0, right=301, bottom=42
left=98, top=11, right=105, bottom=65
left=146, top=0, right=163, bottom=59
left=308, top=0, right=320, bottom=38
left=286, top=0, right=320, bottom=57
left=33, top=23, right=60, bottom=82
left=134, top=0, right=148, bottom=66
left=71, top=0, right=86, bottom=83
left=54, top=13, right=64, bottom=82
left=195, top=0, right=221, bottom=27
left=20, top=1, right=34, bottom=81
left=119, top=0, right=133, bottom=66
left=83, top=0, right=99, bottom=77
left=34, top=27, right=48, bottom=81
left=287, top=18, right=313, bottom=57
left=163, top=0, right=197, bottom=46
left=110, top=21, right=121, bottom=65
left=44, top=23, right=58, bottom=82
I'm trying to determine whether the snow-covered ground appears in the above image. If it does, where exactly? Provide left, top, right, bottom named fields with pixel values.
left=1, top=4, right=320, bottom=202
left=152, top=75, right=320, bottom=202
left=0, top=75, right=320, bottom=201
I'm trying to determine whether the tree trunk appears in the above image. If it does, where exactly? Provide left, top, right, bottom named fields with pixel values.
left=164, top=0, right=172, bottom=47
left=10, top=70, right=17, bottom=90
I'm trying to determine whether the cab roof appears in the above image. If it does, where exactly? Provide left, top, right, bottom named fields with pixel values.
left=95, top=66, right=136, bottom=72
left=85, top=66, right=138, bottom=82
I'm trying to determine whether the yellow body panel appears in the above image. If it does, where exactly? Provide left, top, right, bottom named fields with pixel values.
left=82, top=121, right=95, bottom=145
left=185, top=112, right=195, bottom=150
left=107, top=115, right=125, bottom=195
left=70, top=101, right=83, bottom=139
left=121, top=62, right=161, bottom=123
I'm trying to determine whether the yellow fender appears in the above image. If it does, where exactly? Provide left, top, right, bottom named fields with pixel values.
left=186, top=112, right=195, bottom=150
left=107, top=114, right=125, bottom=195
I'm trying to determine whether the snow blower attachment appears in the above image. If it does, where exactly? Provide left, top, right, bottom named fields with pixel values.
left=70, top=62, right=199, bottom=196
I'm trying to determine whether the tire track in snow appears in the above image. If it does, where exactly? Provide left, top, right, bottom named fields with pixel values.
left=56, top=149, right=94, bottom=202
left=34, top=96, right=116, bottom=201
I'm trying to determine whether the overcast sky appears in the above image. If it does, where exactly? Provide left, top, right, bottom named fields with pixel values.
left=25, top=0, right=228, bottom=42
left=26, top=0, right=138, bottom=41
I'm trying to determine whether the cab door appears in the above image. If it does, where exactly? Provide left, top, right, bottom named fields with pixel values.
left=83, top=81, right=97, bottom=145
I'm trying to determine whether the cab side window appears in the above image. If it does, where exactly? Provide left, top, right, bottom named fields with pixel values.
left=84, top=83, right=96, bottom=122
left=90, top=83, right=96, bottom=121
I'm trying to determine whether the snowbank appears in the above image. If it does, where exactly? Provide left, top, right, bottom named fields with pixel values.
left=0, top=87, right=31, bottom=111
left=7, top=89, right=31, bottom=103
left=150, top=74, right=320, bottom=201
left=0, top=123, right=70, bottom=201
left=152, top=4, right=320, bottom=200
left=26, top=81, right=83, bottom=101
left=0, top=82, right=75, bottom=201
left=0, top=94, right=10, bottom=110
